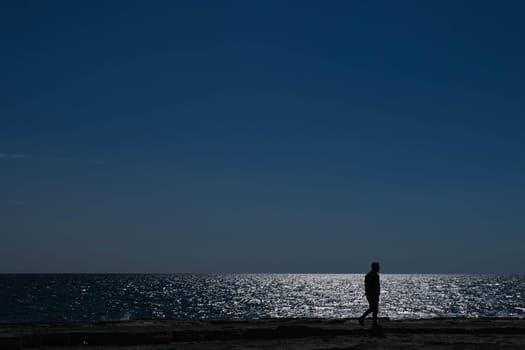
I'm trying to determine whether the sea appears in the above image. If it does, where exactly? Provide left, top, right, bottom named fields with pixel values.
left=1, top=274, right=524, bottom=323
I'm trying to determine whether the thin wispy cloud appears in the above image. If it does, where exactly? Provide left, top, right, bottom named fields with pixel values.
left=0, top=153, right=104, bottom=164
left=0, top=201, right=26, bottom=206
left=0, top=154, right=27, bottom=159
left=51, top=156, right=105, bottom=165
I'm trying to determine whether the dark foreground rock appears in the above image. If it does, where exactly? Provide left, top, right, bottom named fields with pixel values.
left=1, top=318, right=525, bottom=349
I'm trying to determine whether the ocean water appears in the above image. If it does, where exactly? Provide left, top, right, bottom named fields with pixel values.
left=0, top=274, right=524, bottom=323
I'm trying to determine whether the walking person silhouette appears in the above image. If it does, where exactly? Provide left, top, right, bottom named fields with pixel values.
left=358, top=262, right=380, bottom=328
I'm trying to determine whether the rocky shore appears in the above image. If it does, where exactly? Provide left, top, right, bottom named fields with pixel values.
left=1, top=318, right=524, bottom=349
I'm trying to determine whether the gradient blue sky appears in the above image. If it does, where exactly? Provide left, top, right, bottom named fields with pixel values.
left=1, top=1, right=524, bottom=273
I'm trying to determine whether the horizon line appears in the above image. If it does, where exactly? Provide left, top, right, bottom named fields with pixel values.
left=0, top=272, right=522, bottom=275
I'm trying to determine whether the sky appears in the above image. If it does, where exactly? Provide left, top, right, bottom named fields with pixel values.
left=1, top=1, right=524, bottom=273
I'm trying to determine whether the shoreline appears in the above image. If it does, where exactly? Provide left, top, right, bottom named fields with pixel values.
left=2, top=318, right=525, bottom=349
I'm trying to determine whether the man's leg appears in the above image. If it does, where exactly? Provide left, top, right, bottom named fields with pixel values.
left=358, top=296, right=374, bottom=325
left=371, top=298, right=379, bottom=326
left=361, top=307, right=373, bottom=318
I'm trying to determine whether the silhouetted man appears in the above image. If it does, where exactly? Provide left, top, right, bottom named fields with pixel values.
left=358, top=262, right=380, bottom=327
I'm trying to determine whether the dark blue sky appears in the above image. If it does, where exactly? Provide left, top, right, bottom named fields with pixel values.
left=1, top=1, right=524, bottom=273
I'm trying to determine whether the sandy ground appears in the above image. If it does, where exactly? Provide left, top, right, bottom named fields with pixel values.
left=1, top=318, right=525, bottom=349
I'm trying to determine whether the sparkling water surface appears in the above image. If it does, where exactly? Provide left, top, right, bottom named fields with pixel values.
left=1, top=274, right=524, bottom=323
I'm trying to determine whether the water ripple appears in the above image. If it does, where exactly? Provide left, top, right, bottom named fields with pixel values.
left=0, top=274, right=524, bottom=322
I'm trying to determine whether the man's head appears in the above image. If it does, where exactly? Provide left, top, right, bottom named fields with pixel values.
left=371, top=262, right=380, bottom=272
